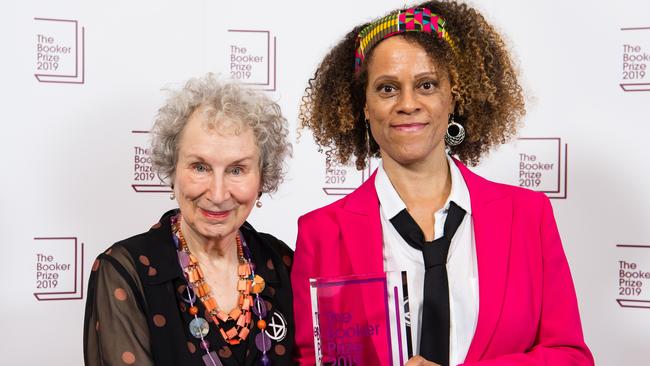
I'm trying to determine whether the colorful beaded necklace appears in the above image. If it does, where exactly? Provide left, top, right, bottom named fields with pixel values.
left=171, top=214, right=273, bottom=366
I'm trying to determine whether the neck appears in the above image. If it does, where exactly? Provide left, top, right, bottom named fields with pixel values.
left=381, top=149, right=452, bottom=209
left=180, top=218, right=239, bottom=264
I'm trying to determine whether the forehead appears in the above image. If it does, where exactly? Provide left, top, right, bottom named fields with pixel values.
left=178, top=106, right=258, bottom=159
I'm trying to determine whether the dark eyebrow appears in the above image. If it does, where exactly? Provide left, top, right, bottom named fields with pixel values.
left=414, top=72, right=440, bottom=79
left=372, top=71, right=440, bottom=85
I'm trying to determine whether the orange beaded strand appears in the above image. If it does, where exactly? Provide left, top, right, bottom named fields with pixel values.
left=174, top=219, right=255, bottom=344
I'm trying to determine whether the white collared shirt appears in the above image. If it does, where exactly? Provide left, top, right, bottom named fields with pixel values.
left=376, top=155, right=479, bottom=366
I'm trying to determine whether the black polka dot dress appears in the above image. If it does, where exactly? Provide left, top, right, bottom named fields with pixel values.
left=83, top=210, right=295, bottom=366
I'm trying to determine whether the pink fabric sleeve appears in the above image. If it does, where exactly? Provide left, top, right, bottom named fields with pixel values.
left=461, top=197, right=594, bottom=366
left=291, top=215, right=319, bottom=365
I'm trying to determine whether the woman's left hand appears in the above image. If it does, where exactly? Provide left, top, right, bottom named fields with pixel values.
left=404, top=355, right=441, bottom=366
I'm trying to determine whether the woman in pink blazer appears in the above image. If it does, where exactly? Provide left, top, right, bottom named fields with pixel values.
left=292, top=1, right=594, bottom=365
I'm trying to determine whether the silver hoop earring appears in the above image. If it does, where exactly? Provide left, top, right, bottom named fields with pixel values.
left=445, top=114, right=465, bottom=146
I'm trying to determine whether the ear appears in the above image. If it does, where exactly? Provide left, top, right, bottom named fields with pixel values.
left=363, top=104, right=370, bottom=121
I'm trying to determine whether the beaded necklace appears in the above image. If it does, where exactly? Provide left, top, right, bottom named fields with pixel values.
left=171, top=214, right=273, bottom=366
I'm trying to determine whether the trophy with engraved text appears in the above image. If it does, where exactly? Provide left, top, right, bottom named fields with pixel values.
left=310, top=271, right=412, bottom=366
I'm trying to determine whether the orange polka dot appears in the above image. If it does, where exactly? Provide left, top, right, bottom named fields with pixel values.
left=187, top=341, right=196, bottom=354
left=218, top=346, right=232, bottom=358
left=177, top=284, right=187, bottom=294
left=150, top=222, right=162, bottom=229
left=121, top=351, right=136, bottom=364
left=264, top=300, right=273, bottom=311
left=266, top=259, right=274, bottom=270
left=153, top=314, right=166, bottom=327
left=179, top=303, right=187, bottom=312
left=138, top=255, right=150, bottom=266
left=114, top=288, right=127, bottom=301
left=282, top=255, right=292, bottom=267
left=267, top=286, right=276, bottom=297
left=148, top=266, right=157, bottom=276
left=275, top=344, right=286, bottom=356
left=92, top=259, right=100, bottom=272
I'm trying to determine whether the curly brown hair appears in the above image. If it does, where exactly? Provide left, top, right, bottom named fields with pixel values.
left=299, top=0, right=525, bottom=168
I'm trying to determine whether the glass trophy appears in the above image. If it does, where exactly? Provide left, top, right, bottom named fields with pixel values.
left=310, top=271, right=412, bottom=366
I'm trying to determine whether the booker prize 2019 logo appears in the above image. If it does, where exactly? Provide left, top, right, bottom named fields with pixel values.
left=227, top=30, right=276, bottom=91
left=33, top=237, right=84, bottom=301
left=34, top=17, right=85, bottom=84
left=620, top=26, right=650, bottom=92
left=616, top=244, right=650, bottom=309
left=322, top=152, right=378, bottom=196
left=475, top=137, right=568, bottom=199
left=131, top=130, right=170, bottom=193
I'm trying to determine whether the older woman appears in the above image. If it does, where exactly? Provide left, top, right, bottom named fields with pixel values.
left=292, top=1, right=594, bottom=366
left=84, top=74, right=294, bottom=366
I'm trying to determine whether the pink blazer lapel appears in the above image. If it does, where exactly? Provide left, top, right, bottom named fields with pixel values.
left=455, top=160, right=513, bottom=362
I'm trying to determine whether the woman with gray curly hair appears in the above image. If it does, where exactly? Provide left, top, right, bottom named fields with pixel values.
left=84, top=74, right=294, bottom=366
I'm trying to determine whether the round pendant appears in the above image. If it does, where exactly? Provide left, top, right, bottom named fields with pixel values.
left=264, top=311, right=288, bottom=342
left=251, top=274, right=266, bottom=294
left=189, top=317, right=210, bottom=338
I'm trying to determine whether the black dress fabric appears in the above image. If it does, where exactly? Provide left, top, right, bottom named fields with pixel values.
left=83, top=210, right=295, bottom=366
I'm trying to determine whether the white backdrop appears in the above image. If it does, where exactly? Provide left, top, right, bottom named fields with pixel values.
left=1, top=0, right=649, bottom=364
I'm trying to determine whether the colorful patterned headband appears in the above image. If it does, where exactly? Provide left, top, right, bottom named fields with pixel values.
left=354, top=7, right=457, bottom=73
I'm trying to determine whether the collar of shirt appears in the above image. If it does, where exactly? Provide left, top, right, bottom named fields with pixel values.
left=375, top=154, right=472, bottom=220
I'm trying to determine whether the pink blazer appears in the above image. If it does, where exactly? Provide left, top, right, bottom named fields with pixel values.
left=291, top=159, right=594, bottom=365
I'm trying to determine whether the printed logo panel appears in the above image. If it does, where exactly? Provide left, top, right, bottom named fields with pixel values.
left=33, top=237, right=84, bottom=301
left=34, top=18, right=85, bottom=84
left=227, top=30, right=276, bottom=91
left=616, top=244, right=650, bottom=309
left=620, top=27, right=650, bottom=92
left=322, top=153, right=378, bottom=196
left=475, top=137, right=568, bottom=199
left=131, top=130, right=170, bottom=193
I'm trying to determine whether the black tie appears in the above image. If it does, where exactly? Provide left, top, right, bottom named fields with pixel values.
left=390, top=202, right=466, bottom=366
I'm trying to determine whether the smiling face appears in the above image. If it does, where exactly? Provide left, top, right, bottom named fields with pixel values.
left=172, top=107, right=261, bottom=245
left=364, top=36, right=454, bottom=167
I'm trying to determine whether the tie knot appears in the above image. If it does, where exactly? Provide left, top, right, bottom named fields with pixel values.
left=422, top=237, right=450, bottom=268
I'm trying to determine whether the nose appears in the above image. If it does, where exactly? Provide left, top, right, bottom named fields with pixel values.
left=206, top=173, right=231, bottom=204
left=396, top=88, right=420, bottom=114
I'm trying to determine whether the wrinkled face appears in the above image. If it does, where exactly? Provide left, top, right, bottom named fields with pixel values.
left=364, top=36, right=454, bottom=166
left=173, top=107, right=261, bottom=243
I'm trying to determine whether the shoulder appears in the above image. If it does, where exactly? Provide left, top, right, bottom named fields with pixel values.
left=458, top=161, right=548, bottom=212
left=241, top=222, right=294, bottom=269
left=469, top=172, right=550, bottom=226
left=491, top=179, right=548, bottom=207
left=113, top=219, right=171, bottom=256
left=254, top=229, right=294, bottom=259
left=298, top=195, right=347, bottom=227
left=95, top=210, right=179, bottom=285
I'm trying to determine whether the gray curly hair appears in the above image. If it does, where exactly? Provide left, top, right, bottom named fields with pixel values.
left=150, top=73, right=292, bottom=193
